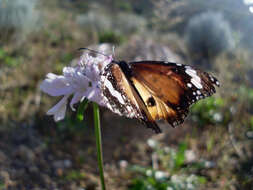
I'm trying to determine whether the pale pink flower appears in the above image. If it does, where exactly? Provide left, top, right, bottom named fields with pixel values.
left=40, top=53, right=113, bottom=121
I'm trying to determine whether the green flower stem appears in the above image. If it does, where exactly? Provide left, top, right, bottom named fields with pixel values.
left=93, top=102, right=106, bottom=190
left=76, top=99, right=89, bottom=121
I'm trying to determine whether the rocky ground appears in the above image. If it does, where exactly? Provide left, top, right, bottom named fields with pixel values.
left=0, top=107, right=196, bottom=190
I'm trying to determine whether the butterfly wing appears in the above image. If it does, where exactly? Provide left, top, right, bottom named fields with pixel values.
left=129, top=61, right=219, bottom=127
left=102, top=63, right=162, bottom=133
left=130, top=76, right=188, bottom=127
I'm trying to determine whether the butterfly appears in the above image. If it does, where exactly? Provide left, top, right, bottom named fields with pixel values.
left=80, top=48, right=220, bottom=133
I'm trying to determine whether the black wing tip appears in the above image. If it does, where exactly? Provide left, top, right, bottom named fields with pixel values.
left=142, top=120, right=162, bottom=134
left=167, top=115, right=187, bottom=128
left=206, top=73, right=220, bottom=87
left=214, top=79, right=220, bottom=87
left=154, top=126, right=162, bottom=134
left=148, top=122, right=162, bottom=134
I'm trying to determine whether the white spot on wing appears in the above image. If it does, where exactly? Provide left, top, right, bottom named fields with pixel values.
left=185, top=68, right=203, bottom=89
left=185, top=68, right=197, bottom=76
left=187, top=83, right=192, bottom=88
left=104, top=78, right=125, bottom=105
left=191, top=77, right=203, bottom=89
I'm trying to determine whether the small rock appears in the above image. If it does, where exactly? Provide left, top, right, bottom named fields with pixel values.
left=119, top=160, right=128, bottom=169
left=41, top=174, right=51, bottom=185
left=185, top=150, right=196, bottom=163
left=14, top=145, right=35, bottom=161
left=0, top=151, right=7, bottom=163
left=55, top=168, right=63, bottom=177
left=63, top=159, right=72, bottom=168
left=204, top=160, right=216, bottom=168
left=246, top=131, right=253, bottom=139
left=0, top=170, right=12, bottom=186
left=0, top=170, right=10, bottom=181
left=53, top=161, right=63, bottom=169
left=146, top=169, right=153, bottom=177
left=13, top=168, right=26, bottom=178
left=53, top=160, right=72, bottom=169
left=28, top=166, right=39, bottom=173
left=147, top=139, right=157, bottom=148
left=154, top=171, right=167, bottom=180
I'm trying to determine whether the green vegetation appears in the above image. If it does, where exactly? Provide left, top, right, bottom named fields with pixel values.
left=185, top=12, right=234, bottom=60
left=0, top=48, right=21, bottom=67
left=64, top=170, right=86, bottom=181
left=191, top=97, right=227, bottom=126
left=0, top=0, right=41, bottom=44
left=98, top=31, right=125, bottom=45
left=129, top=141, right=206, bottom=190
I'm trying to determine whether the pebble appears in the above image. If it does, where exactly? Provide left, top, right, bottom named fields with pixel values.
left=53, top=159, right=72, bottom=169
left=14, top=145, right=35, bottom=161
left=0, top=151, right=7, bottom=163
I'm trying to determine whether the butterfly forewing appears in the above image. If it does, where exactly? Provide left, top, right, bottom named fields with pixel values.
left=102, top=63, right=161, bottom=133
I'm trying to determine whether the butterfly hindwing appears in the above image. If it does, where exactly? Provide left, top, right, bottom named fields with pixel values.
left=131, top=76, right=188, bottom=127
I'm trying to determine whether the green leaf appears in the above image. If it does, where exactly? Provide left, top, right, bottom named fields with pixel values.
left=198, top=176, right=207, bottom=184
left=0, top=48, right=5, bottom=59
left=175, top=142, right=187, bottom=169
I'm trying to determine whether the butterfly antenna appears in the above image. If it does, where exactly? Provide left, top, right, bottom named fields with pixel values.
left=112, top=45, right=116, bottom=60
left=78, top=48, right=109, bottom=57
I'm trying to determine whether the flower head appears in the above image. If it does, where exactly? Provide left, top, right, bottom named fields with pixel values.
left=40, top=52, right=113, bottom=121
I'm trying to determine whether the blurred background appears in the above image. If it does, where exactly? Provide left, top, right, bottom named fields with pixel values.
left=0, top=0, right=253, bottom=189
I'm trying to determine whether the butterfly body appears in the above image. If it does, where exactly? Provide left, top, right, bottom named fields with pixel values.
left=101, top=60, right=219, bottom=133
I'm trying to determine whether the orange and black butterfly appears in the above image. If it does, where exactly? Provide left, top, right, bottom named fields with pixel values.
left=101, top=59, right=219, bottom=133
left=80, top=48, right=219, bottom=133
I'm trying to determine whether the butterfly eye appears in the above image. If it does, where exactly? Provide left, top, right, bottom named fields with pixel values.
left=147, top=97, right=156, bottom=107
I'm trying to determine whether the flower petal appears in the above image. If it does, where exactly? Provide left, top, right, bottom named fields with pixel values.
left=47, top=95, right=69, bottom=121
left=63, top=67, right=76, bottom=77
left=40, top=74, right=73, bottom=96
left=85, top=87, right=105, bottom=106
left=70, top=92, right=85, bottom=111
left=41, top=52, right=114, bottom=122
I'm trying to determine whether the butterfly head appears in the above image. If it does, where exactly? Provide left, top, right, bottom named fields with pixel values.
left=116, top=61, right=133, bottom=77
